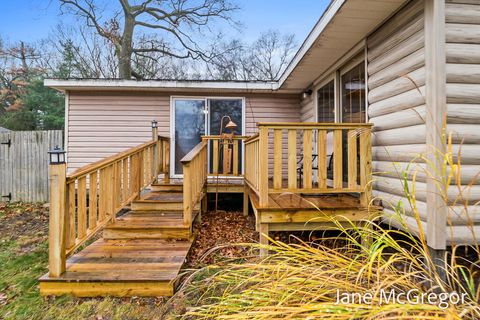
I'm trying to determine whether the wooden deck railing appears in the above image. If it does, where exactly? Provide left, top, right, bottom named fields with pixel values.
left=181, top=140, right=208, bottom=226
left=48, top=130, right=170, bottom=277
left=202, top=135, right=247, bottom=177
left=245, top=133, right=260, bottom=190
left=244, top=122, right=373, bottom=207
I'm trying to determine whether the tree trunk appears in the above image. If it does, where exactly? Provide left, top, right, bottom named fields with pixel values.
left=118, top=14, right=135, bottom=79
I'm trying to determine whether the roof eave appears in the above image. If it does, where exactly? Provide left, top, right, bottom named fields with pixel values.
left=277, top=0, right=345, bottom=88
left=44, top=79, right=295, bottom=93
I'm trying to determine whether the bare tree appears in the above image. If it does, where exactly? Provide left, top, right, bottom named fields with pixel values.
left=246, top=30, right=296, bottom=81
left=40, top=24, right=119, bottom=78
left=205, top=30, right=297, bottom=81
left=59, top=0, right=240, bottom=79
left=205, top=38, right=249, bottom=80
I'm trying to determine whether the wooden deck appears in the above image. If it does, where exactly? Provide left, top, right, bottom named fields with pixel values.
left=249, top=187, right=370, bottom=231
left=41, top=124, right=373, bottom=297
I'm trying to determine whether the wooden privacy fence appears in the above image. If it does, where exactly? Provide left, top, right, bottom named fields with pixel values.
left=48, top=132, right=170, bottom=277
left=0, top=130, right=63, bottom=202
left=244, top=122, right=373, bottom=207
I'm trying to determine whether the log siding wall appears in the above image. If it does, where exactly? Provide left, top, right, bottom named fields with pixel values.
left=66, top=91, right=300, bottom=173
left=442, top=0, right=480, bottom=243
left=367, top=0, right=480, bottom=245
left=445, top=0, right=480, bottom=166
left=367, top=0, right=427, bottom=235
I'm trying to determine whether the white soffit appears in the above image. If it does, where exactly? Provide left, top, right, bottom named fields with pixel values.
left=278, top=0, right=408, bottom=91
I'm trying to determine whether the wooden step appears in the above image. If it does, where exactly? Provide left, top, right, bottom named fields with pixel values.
left=127, top=209, right=183, bottom=216
left=103, top=211, right=190, bottom=240
left=39, top=238, right=192, bottom=297
left=150, top=183, right=183, bottom=192
left=132, top=191, right=184, bottom=211
left=131, top=191, right=200, bottom=211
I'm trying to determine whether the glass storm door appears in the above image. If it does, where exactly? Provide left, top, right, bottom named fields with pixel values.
left=207, top=98, right=244, bottom=174
left=172, top=98, right=244, bottom=177
left=172, top=99, right=206, bottom=175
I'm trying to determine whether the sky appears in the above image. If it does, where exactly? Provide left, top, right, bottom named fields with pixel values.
left=0, top=0, right=330, bottom=45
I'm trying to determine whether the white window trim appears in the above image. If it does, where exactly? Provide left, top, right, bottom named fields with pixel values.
left=339, top=58, right=368, bottom=123
left=313, top=43, right=367, bottom=124
left=313, top=75, right=336, bottom=123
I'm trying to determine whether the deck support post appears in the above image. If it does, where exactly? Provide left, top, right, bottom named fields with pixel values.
left=258, top=126, right=269, bottom=207
left=48, top=162, right=67, bottom=278
left=259, top=223, right=269, bottom=257
left=198, top=193, right=207, bottom=224
left=243, top=184, right=249, bottom=216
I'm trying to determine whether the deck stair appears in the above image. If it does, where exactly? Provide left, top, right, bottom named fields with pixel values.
left=40, top=186, right=196, bottom=297
left=131, top=190, right=200, bottom=211
left=103, top=211, right=191, bottom=240
left=150, top=179, right=184, bottom=192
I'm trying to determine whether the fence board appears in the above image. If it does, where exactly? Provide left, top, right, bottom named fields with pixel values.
left=0, top=130, right=63, bottom=202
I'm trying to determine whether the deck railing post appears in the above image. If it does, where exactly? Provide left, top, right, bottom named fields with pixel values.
left=258, top=126, right=269, bottom=207
left=164, top=140, right=170, bottom=184
left=48, top=162, right=67, bottom=277
left=360, top=127, right=372, bottom=207
left=151, top=122, right=159, bottom=181
left=183, top=163, right=192, bottom=226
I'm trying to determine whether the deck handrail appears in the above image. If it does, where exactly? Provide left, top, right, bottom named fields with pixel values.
left=245, top=122, right=373, bottom=207
left=181, top=140, right=208, bottom=226
left=257, top=122, right=373, bottom=129
left=47, top=129, right=170, bottom=278
left=67, top=136, right=170, bottom=181
left=244, top=133, right=260, bottom=144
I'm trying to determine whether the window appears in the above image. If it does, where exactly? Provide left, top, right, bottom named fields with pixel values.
left=341, top=63, right=366, bottom=123
left=317, top=80, right=335, bottom=123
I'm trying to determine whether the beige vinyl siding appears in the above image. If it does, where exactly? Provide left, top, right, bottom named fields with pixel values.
left=244, top=95, right=301, bottom=135
left=366, top=0, right=427, bottom=233
left=67, top=91, right=300, bottom=173
left=300, top=95, right=315, bottom=122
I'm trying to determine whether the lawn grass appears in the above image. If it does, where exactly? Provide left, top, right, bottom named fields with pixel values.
left=0, top=202, right=166, bottom=320
left=0, top=202, right=257, bottom=320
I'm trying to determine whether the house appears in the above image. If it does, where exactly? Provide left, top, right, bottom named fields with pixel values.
left=40, top=0, right=480, bottom=297
left=0, top=126, right=11, bottom=132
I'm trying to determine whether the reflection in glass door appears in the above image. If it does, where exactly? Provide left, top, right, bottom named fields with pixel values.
left=172, top=97, right=244, bottom=177
left=173, top=99, right=206, bottom=175
left=208, top=98, right=243, bottom=174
